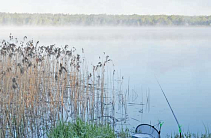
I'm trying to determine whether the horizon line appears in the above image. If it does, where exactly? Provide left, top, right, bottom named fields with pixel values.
left=0, top=12, right=211, bottom=16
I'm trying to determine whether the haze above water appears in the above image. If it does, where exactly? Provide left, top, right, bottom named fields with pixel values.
left=0, top=27, right=211, bottom=136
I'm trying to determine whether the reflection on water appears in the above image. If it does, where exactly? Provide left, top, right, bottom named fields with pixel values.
left=0, top=27, right=211, bottom=136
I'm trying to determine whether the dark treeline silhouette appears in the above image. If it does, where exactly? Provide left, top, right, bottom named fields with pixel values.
left=0, top=12, right=211, bottom=26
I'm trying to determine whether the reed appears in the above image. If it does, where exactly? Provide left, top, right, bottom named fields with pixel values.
left=0, top=35, right=129, bottom=137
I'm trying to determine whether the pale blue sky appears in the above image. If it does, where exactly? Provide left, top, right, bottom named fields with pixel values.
left=0, top=0, right=211, bottom=15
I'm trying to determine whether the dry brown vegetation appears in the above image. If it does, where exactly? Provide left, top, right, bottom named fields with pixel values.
left=0, top=35, right=128, bottom=137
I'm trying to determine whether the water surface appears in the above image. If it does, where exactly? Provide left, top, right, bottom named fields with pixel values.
left=0, top=26, right=211, bottom=136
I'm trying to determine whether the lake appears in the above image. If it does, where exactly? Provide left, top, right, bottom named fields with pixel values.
left=0, top=26, right=211, bottom=137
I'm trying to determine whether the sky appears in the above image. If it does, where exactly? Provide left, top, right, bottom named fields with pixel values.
left=0, top=0, right=211, bottom=15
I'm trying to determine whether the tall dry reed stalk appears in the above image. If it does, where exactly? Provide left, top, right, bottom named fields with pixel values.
left=0, top=35, right=129, bottom=137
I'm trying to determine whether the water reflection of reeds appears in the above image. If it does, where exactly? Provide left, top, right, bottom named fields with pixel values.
left=0, top=35, right=133, bottom=137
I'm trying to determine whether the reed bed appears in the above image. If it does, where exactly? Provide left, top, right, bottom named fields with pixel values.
left=0, top=35, right=129, bottom=137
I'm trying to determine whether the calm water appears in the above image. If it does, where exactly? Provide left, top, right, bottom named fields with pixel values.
left=1, top=27, right=211, bottom=136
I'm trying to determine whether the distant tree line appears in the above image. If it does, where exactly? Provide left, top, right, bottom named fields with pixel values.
left=0, top=12, right=211, bottom=26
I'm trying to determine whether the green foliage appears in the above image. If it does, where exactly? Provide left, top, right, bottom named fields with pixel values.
left=0, top=13, right=211, bottom=26
left=166, top=132, right=211, bottom=138
left=48, top=118, right=116, bottom=138
left=118, top=128, right=130, bottom=138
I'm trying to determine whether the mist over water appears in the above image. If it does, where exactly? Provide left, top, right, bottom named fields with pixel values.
left=1, top=26, right=211, bottom=136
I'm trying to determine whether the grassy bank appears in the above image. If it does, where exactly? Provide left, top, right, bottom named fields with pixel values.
left=167, top=133, right=211, bottom=138
left=48, top=118, right=116, bottom=138
left=48, top=119, right=211, bottom=138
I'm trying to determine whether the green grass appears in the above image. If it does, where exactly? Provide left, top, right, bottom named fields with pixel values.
left=48, top=118, right=116, bottom=138
left=49, top=119, right=211, bottom=138
left=117, top=128, right=130, bottom=138
left=167, top=132, right=211, bottom=138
